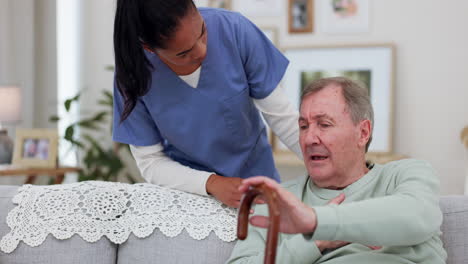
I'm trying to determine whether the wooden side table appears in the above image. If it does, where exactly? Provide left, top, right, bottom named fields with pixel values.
left=0, top=165, right=81, bottom=184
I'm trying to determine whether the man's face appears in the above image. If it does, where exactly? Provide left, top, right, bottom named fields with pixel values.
left=155, top=9, right=208, bottom=67
left=299, top=84, right=369, bottom=189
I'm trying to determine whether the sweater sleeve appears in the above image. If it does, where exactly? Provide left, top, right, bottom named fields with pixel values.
left=312, top=160, right=442, bottom=246
left=130, top=144, right=213, bottom=196
left=253, top=85, right=302, bottom=159
left=226, top=206, right=322, bottom=264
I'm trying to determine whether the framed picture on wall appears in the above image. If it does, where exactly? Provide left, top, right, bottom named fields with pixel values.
left=276, top=44, right=395, bottom=154
left=12, top=129, right=59, bottom=168
left=319, top=0, right=370, bottom=34
left=288, top=0, right=314, bottom=33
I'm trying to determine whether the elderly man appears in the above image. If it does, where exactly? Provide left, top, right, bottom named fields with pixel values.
left=226, top=77, right=447, bottom=263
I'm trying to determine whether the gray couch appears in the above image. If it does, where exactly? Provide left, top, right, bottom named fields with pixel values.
left=0, top=185, right=467, bottom=264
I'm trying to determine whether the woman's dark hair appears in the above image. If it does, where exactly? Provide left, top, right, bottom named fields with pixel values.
left=114, top=0, right=195, bottom=121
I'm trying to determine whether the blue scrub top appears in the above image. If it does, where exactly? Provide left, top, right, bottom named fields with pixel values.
left=113, top=8, right=289, bottom=181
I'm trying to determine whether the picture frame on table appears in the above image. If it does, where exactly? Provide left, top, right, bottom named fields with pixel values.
left=275, top=44, right=395, bottom=156
left=288, top=0, right=314, bottom=33
left=319, top=0, right=370, bottom=34
left=12, top=129, right=59, bottom=168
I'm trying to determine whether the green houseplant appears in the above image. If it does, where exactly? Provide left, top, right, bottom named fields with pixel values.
left=50, top=90, right=137, bottom=183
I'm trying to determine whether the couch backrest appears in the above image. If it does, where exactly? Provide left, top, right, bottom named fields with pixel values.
left=1, top=184, right=467, bottom=264
left=440, top=195, right=468, bottom=264
left=0, top=186, right=117, bottom=264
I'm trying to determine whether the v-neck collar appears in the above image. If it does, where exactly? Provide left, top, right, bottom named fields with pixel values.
left=178, top=66, right=202, bottom=88
left=151, top=20, right=212, bottom=91
left=152, top=54, right=208, bottom=91
left=304, top=164, right=382, bottom=200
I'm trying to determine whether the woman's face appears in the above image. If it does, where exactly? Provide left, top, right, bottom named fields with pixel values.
left=155, top=9, right=207, bottom=67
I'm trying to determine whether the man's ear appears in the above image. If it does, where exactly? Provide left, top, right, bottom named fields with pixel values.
left=357, top=119, right=371, bottom=148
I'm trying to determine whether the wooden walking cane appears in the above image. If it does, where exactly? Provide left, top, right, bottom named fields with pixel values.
left=237, top=183, right=280, bottom=264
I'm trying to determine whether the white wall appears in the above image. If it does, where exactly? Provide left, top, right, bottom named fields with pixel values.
left=385, top=1, right=468, bottom=195
left=0, top=0, right=35, bottom=129
left=34, top=0, right=57, bottom=128
left=77, top=0, right=116, bottom=150
left=80, top=0, right=115, bottom=112
left=0, top=1, right=10, bottom=82
left=79, top=0, right=141, bottom=182
left=0, top=0, right=35, bottom=184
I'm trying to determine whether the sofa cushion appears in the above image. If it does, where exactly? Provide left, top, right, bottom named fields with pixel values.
left=0, top=185, right=117, bottom=264
left=440, top=195, right=468, bottom=264
left=118, top=230, right=236, bottom=264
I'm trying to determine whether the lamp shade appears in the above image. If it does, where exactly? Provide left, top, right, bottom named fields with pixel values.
left=0, top=86, right=22, bottom=123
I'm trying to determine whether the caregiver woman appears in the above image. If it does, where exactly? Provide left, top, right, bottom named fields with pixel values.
left=112, top=0, right=301, bottom=208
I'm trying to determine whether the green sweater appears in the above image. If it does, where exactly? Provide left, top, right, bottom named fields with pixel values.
left=226, top=159, right=447, bottom=263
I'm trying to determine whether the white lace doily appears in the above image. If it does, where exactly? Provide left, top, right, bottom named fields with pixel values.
left=0, top=181, right=238, bottom=254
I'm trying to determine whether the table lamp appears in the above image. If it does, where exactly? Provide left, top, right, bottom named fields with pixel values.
left=0, top=85, right=22, bottom=164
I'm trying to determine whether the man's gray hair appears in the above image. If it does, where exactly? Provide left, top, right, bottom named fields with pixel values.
left=300, top=76, right=374, bottom=152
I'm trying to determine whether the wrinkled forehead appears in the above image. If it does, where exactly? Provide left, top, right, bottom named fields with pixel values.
left=299, top=85, right=350, bottom=120
left=300, top=85, right=346, bottom=109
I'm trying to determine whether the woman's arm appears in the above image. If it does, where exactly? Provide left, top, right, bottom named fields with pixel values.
left=130, top=144, right=243, bottom=207
left=130, top=144, right=212, bottom=195
left=253, top=85, right=302, bottom=159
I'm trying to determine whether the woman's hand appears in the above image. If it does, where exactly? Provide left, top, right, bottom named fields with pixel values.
left=206, top=174, right=243, bottom=208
